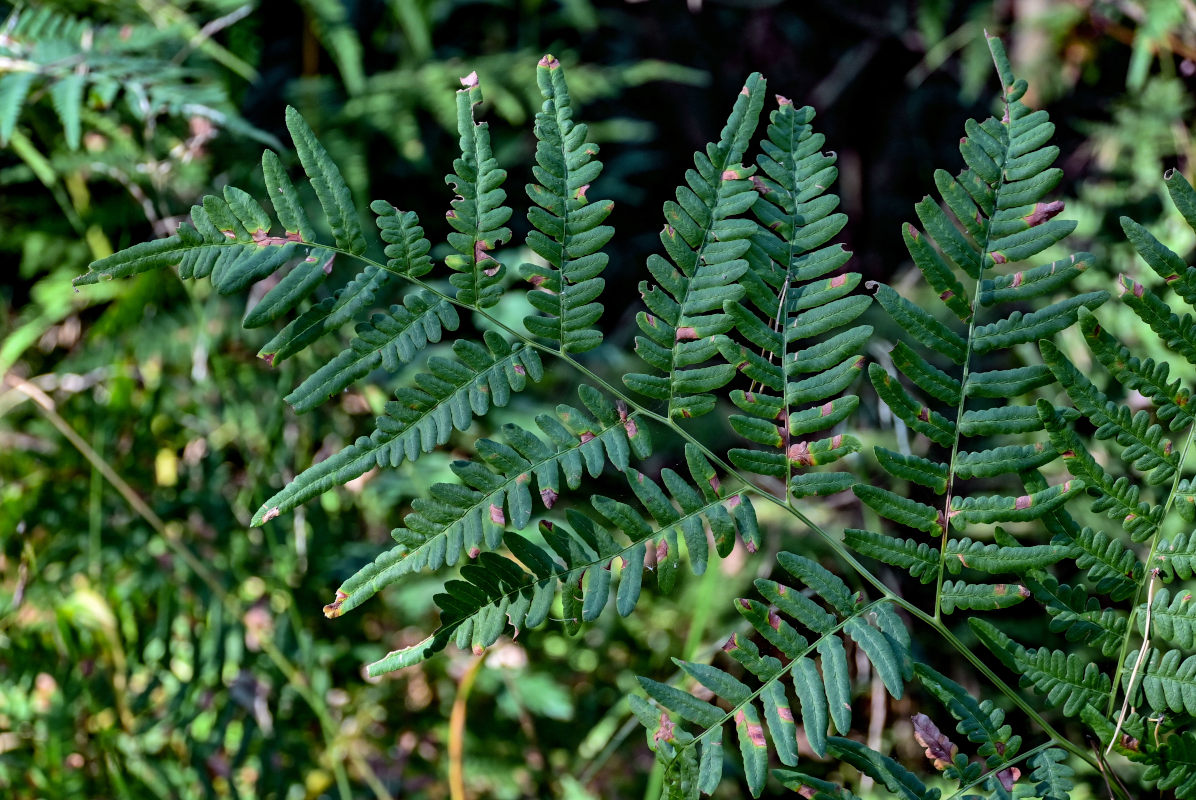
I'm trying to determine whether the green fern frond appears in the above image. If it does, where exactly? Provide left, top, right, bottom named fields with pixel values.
left=1080, top=308, right=1194, bottom=431
left=716, top=99, right=869, bottom=496
left=915, top=663, right=1021, bottom=766
left=1142, top=588, right=1196, bottom=650
left=844, top=529, right=940, bottom=583
left=1145, top=730, right=1196, bottom=799
left=519, top=55, right=613, bottom=354
left=1133, top=647, right=1196, bottom=716
left=366, top=456, right=758, bottom=673
left=624, top=73, right=766, bottom=419
left=445, top=72, right=514, bottom=308
left=858, top=35, right=1104, bottom=612
left=1028, top=748, right=1075, bottom=800
left=1029, top=575, right=1128, bottom=657
left=971, top=618, right=1110, bottom=717
left=637, top=555, right=910, bottom=797
left=254, top=332, right=543, bottom=525
left=0, top=6, right=274, bottom=149
left=1154, top=531, right=1196, bottom=582
left=285, top=290, right=458, bottom=411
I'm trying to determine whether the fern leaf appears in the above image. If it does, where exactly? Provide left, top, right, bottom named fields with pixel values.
left=1080, top=308, right=1194, bottom=431
left=949, top=479, right=1080, bottom=526
left=942, top=538, right=1067, bottom=575
left=243, top=254, right=332, bottom=328
left=827, top=737, right=938, bottom=800
left=445, top=73, right=513, bottom=308
left=624, top=73, right=765, bottom=419
left=915, top=663, right=1021, bottom=766
left=1028, top=748, right=1074, bottom=800
left=970, top=618, right=1110, bottom=717
left=978, top=252, right=1093, bottom=305
left=1039, top=397, right=1167, bottom=540
left=938, top=581, right=1029, bottom=613
left=0, top=71, right=34, bottom=145
left=1135, top=647, right=1196, bottom=715
left=520, top=55, right=613, bottom=353
left=284, top=106, right=368, bottom=255
left=285, top=291, right=459, bottom=411
left=48, top=71, right=84, bottom=150
left=843, top=529, right=939, bottom=583
left=1154, top=531, right=1196, bottom=582
left=713, top=99, right=868, bottom=493
left=255, top=333, right=542, bottom=526
left=1142, top=588, right=1196, bottom=650
left=1118, top=274, right=1196, bottom=367
left=1146, top=730, right=1196, bottom=799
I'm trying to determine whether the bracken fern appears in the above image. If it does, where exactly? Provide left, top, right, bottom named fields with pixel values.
left=76, top=36, right=1196, bottom=799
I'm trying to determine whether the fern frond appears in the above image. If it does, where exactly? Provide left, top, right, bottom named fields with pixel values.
left=941, top=538, right=1068, bottom=575
left=843, top=529, right=939, bottom=583
left=1080, top=308, right=1194, bottom=431
left=716, top=99, right=868, bottom=496
left=254, top=332, right=543, bottom=525
left=1133, top=647, right=1196, bottom=715
left=519, top=55, right=613, bottom=354
left=1028, top=748, right=1075, bottom=800
left=971, top=618, right=1111, bottom=717
left=1145, top=730, right=1196, bottom=799
left=915, top=663, right=1021, bottom=766
left=1039, top=344, right=1179, bottom=486
left=1142, top=588, right=1196, bottom=650
left=1154, top=531, right=1196, bottom=582
left=1029, top=575, right=1127, bottom=657
left=624, top=73, right=766, bottom=419
left=445, top=72, right=514, bottom=308
left=1117, top=273, right=1196, bottom=367
left=285, top=290, right=458, bottom=411
left=938, top=580, right=1029, bottom=613
left=637, top=555, right=910, bottom=797
left=366, top=456, right=758, bottom=673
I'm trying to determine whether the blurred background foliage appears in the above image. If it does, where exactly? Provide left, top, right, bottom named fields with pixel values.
left=1, top=0, right=1194, bottom=797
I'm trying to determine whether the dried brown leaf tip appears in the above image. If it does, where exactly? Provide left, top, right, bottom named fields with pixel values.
left=322, top=589, right=349, bottom=619
left=912, top=713, right=958, bottom=771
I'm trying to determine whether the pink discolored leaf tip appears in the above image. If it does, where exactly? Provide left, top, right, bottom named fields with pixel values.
left=540, top=488, right=558, bottom=509
left=460, top=71, right=479, bottom=89
left=262, top=507, right=281, bottom=522
left=539, top=54, right=560, bottom=69
left=775, top=94, right=793, bottom=106
left=1024, top=200, right=1064, bottom=227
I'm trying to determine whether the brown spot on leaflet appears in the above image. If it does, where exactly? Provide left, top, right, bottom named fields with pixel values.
left=262, top=507, right=281, bottom=522
left=574, top=184, right=589, bottom=201
left=830, top=274, right=847, bottom=288
left=654, top=712, right=675, bottom=745
left=676, top=326, right=698, bottom=341
left=468, top=547, right=480, bottom=558
left=775, top=94, right=792, bottom=106
left=540, top=488, right=558, bottom=509
left=777, top=705, right=794, bottom=722
left=579, top=431, right=595, bottom=443
left=1014, top=495, right=1032, bottom=510
left=991, top=252, right=1007, bottom=264
left=489, top=504, right=505, bottom=525
left=721, top=169, right=739, bottom=181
